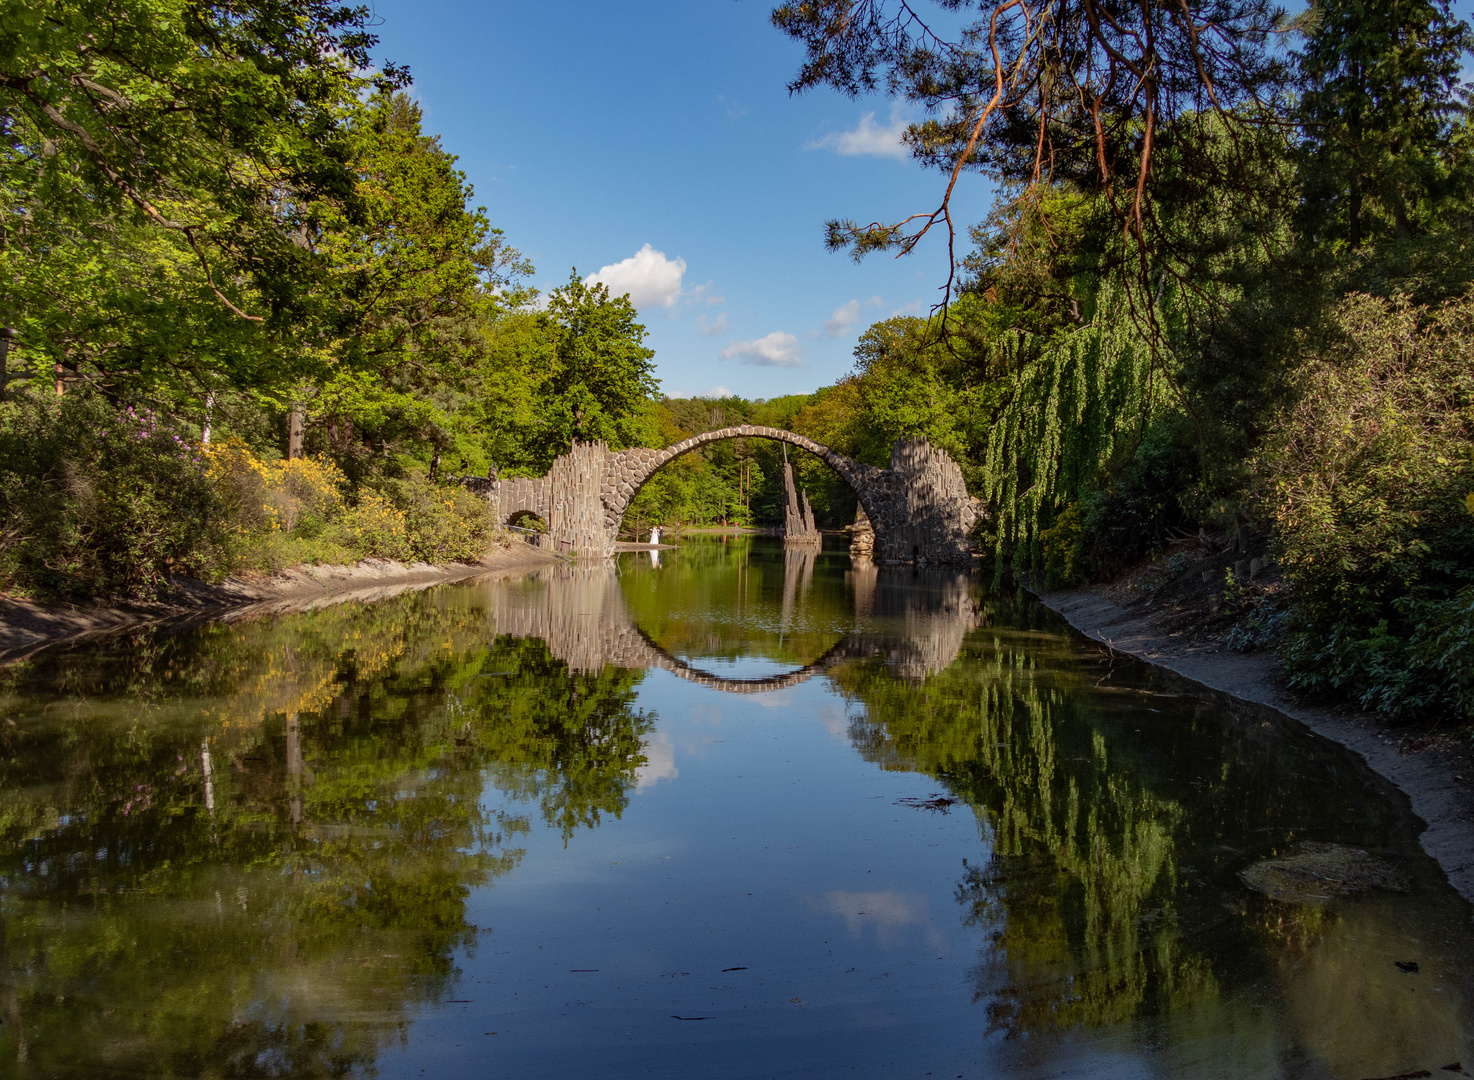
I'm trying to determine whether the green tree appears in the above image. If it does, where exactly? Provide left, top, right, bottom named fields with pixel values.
left=305, top=91, right=531, bottom=480
left=771, top=0, right=1289, bottom=305
left=1297, top=0, right=1474, bottom=250
left=530, top=273, right=659, bottom=463
left=0, top=0, right=405, bottom=395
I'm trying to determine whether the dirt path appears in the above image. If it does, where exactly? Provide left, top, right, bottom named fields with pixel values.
left=0, top=542, right=563, bottom=661
left=1036, top=585, right=1474, bottom=903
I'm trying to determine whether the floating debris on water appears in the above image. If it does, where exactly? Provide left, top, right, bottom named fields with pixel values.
left=896, top=794, right=957, bottom=813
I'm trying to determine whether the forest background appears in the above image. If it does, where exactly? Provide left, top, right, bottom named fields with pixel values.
left=2, top=0, right=1473, bottom=725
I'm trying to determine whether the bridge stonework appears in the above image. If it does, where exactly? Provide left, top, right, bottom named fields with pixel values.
left=490, top=427, right=982, bottom=564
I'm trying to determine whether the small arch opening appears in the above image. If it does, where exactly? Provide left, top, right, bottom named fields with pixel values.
left=506, top=510, right=548, bottom=536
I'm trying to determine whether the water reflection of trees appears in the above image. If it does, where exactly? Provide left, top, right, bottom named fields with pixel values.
left=0, top=593, right=652, bottom=1077
left=829, top=587, right=1430, bottom=1043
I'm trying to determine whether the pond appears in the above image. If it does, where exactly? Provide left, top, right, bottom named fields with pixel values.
left=0, top=536, right=1470, bottom=1078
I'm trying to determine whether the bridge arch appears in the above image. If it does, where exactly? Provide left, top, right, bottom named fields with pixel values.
left=473, top=428, right=978, bottom=564
left=601, top=425, right=887, bottom=545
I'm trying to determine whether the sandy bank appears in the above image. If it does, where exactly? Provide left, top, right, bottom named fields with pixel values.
left=1035, top=584, right=1474, bottom=904
left=0, top=542, right=563, bottom=661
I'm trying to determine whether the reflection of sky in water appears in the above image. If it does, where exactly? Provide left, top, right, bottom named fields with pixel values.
left=671, top=654, right=807, bottom=678
left=0, top=535, right=1471, bottom=1079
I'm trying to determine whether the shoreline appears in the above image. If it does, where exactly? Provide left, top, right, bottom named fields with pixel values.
left=0, top=541, right=564, bottom=661
left=1032, top=583, right=1474, bottom=904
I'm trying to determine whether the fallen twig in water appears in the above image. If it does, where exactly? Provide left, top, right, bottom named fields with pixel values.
left=896, top=794, right=956, bottom=813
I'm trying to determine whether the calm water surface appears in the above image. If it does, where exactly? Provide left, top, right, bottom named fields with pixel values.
left=0, top=537, right=1471, bottom=1078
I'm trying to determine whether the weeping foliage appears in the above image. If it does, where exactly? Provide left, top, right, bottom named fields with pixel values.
left=979, top=282, right=1170, bottom=570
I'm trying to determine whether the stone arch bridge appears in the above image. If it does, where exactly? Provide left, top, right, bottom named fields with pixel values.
left=468, top=427, right=982, bottom=565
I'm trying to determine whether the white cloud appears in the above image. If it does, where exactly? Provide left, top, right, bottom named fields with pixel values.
left=719, top=332, right=804, bottom=368
left=717, top=94, right=750, bottom=121
left=585, top=243, right=687, bottom=309
left=684, top=280, right=726, bottom=309
left=890, top=299, right=925, bottom=318
left=824, top=299, right=862, bottom=338
left=698, top=312, right=729, bottom=337
left=806, top=105, right=911, bottom=159
left=866, top=295, right=884, bottom=309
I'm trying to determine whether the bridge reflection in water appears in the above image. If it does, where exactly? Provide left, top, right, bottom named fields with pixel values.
left=484, top=553, right=982, bottom=693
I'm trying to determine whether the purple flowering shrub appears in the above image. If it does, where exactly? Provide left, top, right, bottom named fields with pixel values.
left=0, top=393, right=231, bottom=600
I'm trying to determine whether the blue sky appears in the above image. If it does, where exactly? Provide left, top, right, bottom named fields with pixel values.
left=367, top=0, right=995, bottom=400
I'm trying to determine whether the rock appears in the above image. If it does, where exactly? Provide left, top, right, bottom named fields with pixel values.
left=1240, top=843, right=1410, bottom=906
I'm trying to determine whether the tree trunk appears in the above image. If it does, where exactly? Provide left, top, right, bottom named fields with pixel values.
left=287, top=406, right=304, bottom=460
left=286, top=713, right=303, bottom=825
left=201, top=739, right=215, bottom=813
left=1348, top=63, right=1366, bottom=250
left=201, top=391, right=216, bottom=447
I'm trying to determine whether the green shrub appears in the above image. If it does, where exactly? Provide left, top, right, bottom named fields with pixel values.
left=1039, top=503, right=1085, bottom=587
left=331, top=490, right=415, bottom=562
left=1414, top=586, right=1474, bottom=718
left=1258, top=291, right=1474, bottom=720
left=375, top=472, right=493, bottom=562
left=0, top=394, right=231, bottom=600
left=206, top=444, right=491, bottom=569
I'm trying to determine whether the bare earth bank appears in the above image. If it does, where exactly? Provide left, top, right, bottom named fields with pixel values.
left=0, top=541, right=564, bottom=661
left=1036, top=584, right=1474, bottom=904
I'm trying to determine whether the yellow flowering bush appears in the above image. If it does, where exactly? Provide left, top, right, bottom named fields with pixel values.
left=206, top=441, right=346, bottom=536
left=375, top=473, right=493, bottom=562
left=205, top=440, right=491, bottom=569
left=270, top=456, right=345, bottom=533
left=336, top=491, right=414, bottom=562
left=204, top=439, right=277, bottom=535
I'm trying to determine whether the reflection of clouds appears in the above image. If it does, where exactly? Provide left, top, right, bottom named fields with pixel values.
left=687, top=702, right=723, bottom=728
left=752, top=687, right=798, bottom=708
left=808, top=890, right=947, bottom=952
left=817, top=704, right=851, bottom=742
left=635, top=730, right=678, bottom=792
